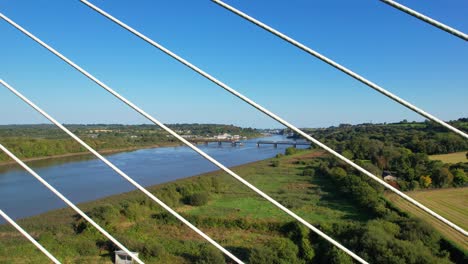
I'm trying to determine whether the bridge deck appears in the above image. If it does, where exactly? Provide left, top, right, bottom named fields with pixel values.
left=257, top=140, right=311, bottom=145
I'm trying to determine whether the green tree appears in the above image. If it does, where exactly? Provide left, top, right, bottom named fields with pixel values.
left=142, top=240, right=166, bottom=258
left=250, top=238, right=300, bottom=264
left=185, top=193, right=209, bottom=206
left=196, top=245, right=225, bottom=264
left=330, top=167, right=347, bottom=178
left=282, top=222, right=315, bottom=262
left=342, top=150, right=354, bottom=160
left=285, top=147, right=298, bottom=156
left=357, top=219, right=451, bottom=264
left=431, top=167, right=454, bottom=187
left=325, top=246, right=353, bottom=264
left=419, top=175, right=432, bottom=188
left=270, top=159, right=280, bottom=167
left=452, top=169, right=468, bottom=187
left=302, top=168, right=315, bottom=177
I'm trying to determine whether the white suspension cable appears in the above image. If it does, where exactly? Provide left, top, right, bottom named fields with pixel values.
left=0, top=12, right=367, bottom=264
left=0, top=139, right=143, bottom=264
left=0, top=209, right=61, bottom=264
left=0, top=79, right=243, bottom=264
left=212, top=0, right=468, bottom=139
left=78, top=0, right=467, bottom=237
left=381, top=0, right=468, bottom=41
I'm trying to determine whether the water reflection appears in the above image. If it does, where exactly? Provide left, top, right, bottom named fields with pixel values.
left=0, top=154, right=97, bottom=174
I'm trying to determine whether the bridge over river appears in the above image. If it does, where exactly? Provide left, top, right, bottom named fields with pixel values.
left=189, top=139, right=243, bottom=146
left=187, top=139, right=311, bottom=148
left=256, top=140, right=311, bottom=148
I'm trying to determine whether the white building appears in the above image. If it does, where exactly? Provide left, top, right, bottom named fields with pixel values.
left=115, top=250, right=139, bottom=264
left=384, top=175, right=398, bottom=182
left=215, top=133, right=232, bottom=140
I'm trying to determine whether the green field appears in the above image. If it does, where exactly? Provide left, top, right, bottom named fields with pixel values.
left=429, top=152, right=468, bottom=163
left=386, top=187, right=468, bottom=250
left=0, top=150, right=463, bottom=263
left=0, top=150, right=367, bottom=263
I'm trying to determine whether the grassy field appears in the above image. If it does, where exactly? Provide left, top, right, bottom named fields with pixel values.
left=0, top=150, right=463, bottom=263
left=386, top=187, right=468, bottom=250
left=0, top=150, right=370, bottom=263
left=429, top=152, right=467, bottom=163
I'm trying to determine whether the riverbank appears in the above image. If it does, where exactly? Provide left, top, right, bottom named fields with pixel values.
left=0, top=134, right=290, bottom=221
left=0, top=135, right=267, bottom=167
left=0, top=149, right=340, bottom=263
left=0, top=142, right=180, bottom=167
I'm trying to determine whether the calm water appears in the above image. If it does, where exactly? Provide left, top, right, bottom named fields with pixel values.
left=0, top=135, right=308, bottom=221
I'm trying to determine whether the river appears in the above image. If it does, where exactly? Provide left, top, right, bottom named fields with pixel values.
left=0, top=135, right=308, bottom=221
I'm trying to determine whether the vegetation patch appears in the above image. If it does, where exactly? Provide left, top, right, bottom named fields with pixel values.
left=1, top=119, right=467, bottom=263
left=385, top=187, right=468, bottom=250
left=430, top=152, right=468, bottom=164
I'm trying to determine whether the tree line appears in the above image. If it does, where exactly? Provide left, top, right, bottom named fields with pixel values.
left=0, top=124, right=261, bottom=162
left=302, top=118, right=468, bottom=190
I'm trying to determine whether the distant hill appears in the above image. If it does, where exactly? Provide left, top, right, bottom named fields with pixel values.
left=0, top=123, right=261, bottom=163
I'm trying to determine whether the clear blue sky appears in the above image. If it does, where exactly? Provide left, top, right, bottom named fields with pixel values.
left=1, top=0, right=467, bottom=128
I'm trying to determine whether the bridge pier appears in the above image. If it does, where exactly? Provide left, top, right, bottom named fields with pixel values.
left=273, top=143, right=277, bottom=148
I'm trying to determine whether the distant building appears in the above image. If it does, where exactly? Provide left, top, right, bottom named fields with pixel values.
left=215, top=133, right=232, bottom=140
left=115, top=250, right=139, bottom=264
left=92, top=129, right=113, bottom=133
left=382, top=171, right=398, bottom=181
left=384, top=175, right=398, bottom=181
left=87, top=134, right=98, bottom=139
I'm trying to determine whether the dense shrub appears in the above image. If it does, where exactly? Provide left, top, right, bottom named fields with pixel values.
left=322, top=161, right=389, bottom=216
left=271, top=159, right=280, bottom=167
left=196, top=245, right=226, bottom=264
left=285, top=147, right=299, bottom=156
left=279, top=196, right=307, bottom=209
left=249, top=245, right=276, bottom=264
left=356, top=219, right=452, bottom=264
left=432, top=167, right=454, bottom=187
left=210, top=176, right=223, bottom=193
left=249, top=238, right=300, bottom=264
left=142, top=240, right=166, bottom=258
left=302, top=168, right=315, bottom=176
left=185, top=215, right=283, bottom=231
left=185, top=193, right=210, bottom=206
left=452, top=168, right=468, bottom=186
left=74, top=239, right=100, bottom=256
left=281, top=222, right=315, bottom=262
left=151, top=212, right=179, bottom=225
left=322, top=246, right=353, bottom=264
left=158, top=186, right=183, bottom=207
left=120, top=201, right=142, bottom=221
left=88, top=204, right=120, bottom=226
